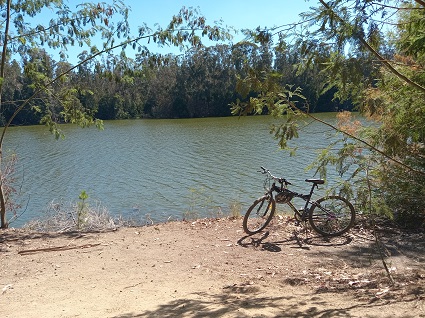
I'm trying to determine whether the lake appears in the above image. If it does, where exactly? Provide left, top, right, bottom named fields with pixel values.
left=4, top=114, right=343, bottom=227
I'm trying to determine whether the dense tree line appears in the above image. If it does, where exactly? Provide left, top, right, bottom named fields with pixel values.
left=1, top=38, right=359, bottom=126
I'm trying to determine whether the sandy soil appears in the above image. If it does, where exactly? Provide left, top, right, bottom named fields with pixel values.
left=1, top=217, right=424, bottom=318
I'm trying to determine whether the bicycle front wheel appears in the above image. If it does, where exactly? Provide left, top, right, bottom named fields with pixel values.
left=243, top=196, right=276, bottom=235
left=309, top=196, right=355, bottom=236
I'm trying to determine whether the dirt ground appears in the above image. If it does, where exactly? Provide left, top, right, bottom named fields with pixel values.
left=1, top=216, right=424, bottom=318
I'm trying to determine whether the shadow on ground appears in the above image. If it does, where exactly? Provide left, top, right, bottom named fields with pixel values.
left=236, top=225, right=424, bottom=271
left=0, top=228, right=115, bottom=253
left=110, top=286, right=416, bottom=318
left=0, top=228, right=83, bottom=242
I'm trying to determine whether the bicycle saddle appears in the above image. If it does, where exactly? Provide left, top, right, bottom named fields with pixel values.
left=305, top=179, right=325, bottom=184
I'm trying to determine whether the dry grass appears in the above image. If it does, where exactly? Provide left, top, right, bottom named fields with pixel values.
left=23, top=199, right=128, bottom=232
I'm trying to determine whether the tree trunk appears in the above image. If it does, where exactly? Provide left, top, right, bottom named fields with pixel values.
left=0, top=187, right=6, bottom=228
left=0, top=0, right=12, bottom=228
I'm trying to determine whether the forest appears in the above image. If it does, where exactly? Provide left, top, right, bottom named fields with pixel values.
left=0, top=0, right=424, bottom=229
left=2, top=38, right=354, bottom=126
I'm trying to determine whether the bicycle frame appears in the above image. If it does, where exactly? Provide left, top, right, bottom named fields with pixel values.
left=262, top=167, right=321, bottom=221
left=270, top=181, right=317, bottom=221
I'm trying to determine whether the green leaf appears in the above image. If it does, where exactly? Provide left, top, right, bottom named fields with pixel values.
left=79, top=190, right=88, bottom=201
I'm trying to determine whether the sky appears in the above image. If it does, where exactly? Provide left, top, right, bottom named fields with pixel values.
left=37, top=0, right=315, bottom=64
left=120, top=0, right=313, bottom=51
left=130, top=0, right=312, bottom=31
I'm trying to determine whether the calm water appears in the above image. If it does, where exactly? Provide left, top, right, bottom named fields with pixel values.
left=5, top=114, right=342, bottom=227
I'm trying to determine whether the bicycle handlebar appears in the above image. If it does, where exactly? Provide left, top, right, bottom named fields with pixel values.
left=259, top=166, right=292, bottom=185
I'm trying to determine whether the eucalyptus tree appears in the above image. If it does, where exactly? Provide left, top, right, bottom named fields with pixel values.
left=177, top=45, right=235, bottom=118
left=273, top=37, right=331, bottom=112
left=143, top=59, right=179, bottom=118
left=0, top=1, right=232, bottom=228
left=207, top=44, right=238, bottom=116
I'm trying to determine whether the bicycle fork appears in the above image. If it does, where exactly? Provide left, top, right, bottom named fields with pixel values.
left=256, top=196, right=271, bottom=218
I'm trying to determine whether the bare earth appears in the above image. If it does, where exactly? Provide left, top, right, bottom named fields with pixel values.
left=1, top=217, right=424, bottom=318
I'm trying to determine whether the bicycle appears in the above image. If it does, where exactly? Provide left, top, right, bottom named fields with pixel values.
left=243, top=167, right=355, bottom=236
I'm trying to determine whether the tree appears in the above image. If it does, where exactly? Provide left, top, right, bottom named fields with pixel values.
left=0, top=1, right=231, bottom=228
left=0, top=0, right=127, bottom=228
left=232, top=0, right=425, bottom=227
left=302, top=0, right=425, bottom=227
left=361, top=1, right=425, bottom=226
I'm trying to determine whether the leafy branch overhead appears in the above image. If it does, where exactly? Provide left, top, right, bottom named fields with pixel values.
left=0, top=1, right=232, bottom=228
left=234, top=0, right=424, bottom=227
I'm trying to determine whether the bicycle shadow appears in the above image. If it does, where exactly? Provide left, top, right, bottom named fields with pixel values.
left=237, top=229, right=353, bottom=253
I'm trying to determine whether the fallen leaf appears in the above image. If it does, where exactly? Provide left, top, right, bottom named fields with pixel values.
left=376, top=288, right=390, bottom=296
left=2, top=284, right=13, bottom=294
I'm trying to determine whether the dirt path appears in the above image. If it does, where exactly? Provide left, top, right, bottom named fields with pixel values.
left=1, top=217, right=424, bottom=317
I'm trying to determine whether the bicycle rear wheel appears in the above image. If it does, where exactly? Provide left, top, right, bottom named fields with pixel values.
left=308, top=196, right=355, bottom=236
left=243, top=195, right=275, bottom=235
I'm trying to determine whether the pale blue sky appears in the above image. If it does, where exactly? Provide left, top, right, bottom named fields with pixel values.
left=122, top=0, right=312, bottom=56
left=129, top=0, right=311, bottom=30
left=38, top=1, right=314, bottom=64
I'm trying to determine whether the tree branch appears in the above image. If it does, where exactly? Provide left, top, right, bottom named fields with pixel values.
left=371, top=2, right=425, bottom=10
left=318, top=0, right=425, bottom=94
left=297, top=108, right=425, bottom=176
left=414, top=0, right=425, bottom=7
left=0, top=0, right=11, bottom=102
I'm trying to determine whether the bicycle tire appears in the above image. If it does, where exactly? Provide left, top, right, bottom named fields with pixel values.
left=243, top=195, right=275, bottom=235
left=308, top=196, right=355, bottom=236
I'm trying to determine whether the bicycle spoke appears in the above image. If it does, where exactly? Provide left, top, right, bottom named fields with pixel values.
left=309, top=196, right=355, bottom=236
left=243, top=196, right=275, bottom=235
